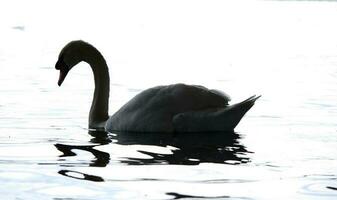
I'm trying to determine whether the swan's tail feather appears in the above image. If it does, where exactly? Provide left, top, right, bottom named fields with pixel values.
left=172, top=95, right=260, bottom=132
left=221, top=95, right=261, bottom=130
left=240, top=95, right=261, bottom=104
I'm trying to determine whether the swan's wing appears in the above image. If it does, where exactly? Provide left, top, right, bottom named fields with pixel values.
left=191, top=85, right=230, bottom=105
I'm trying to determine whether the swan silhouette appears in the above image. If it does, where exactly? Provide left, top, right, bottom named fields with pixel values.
left=55, top=40, right=260, bottom=133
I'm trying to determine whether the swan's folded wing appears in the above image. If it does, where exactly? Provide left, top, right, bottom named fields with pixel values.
left=190, top=85, right=230, bottom=104
left=209, top=89, right=231, bottom=103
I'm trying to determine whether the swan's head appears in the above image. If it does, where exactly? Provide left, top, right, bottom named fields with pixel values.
left=55, top=40, right=87, bottom=86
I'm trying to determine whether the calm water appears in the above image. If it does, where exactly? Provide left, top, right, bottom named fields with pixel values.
left=1, top=0, right=337, bottom=199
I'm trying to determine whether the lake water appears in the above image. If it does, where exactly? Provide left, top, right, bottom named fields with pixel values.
left=1, top=0, right=337, bottom=199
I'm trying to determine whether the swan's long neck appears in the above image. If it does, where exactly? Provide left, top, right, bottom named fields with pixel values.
left=81, top=45, right=110, bottom=129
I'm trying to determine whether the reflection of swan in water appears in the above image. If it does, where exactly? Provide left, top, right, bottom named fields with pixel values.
left=55, top=40, right=260, bottom=133
left=55, top=130, right=251, bottom=181
left=107, top=130, right=250, bottom=165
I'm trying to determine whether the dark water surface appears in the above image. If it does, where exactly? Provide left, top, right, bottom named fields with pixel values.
left=1, top=0, right=337, bottom=199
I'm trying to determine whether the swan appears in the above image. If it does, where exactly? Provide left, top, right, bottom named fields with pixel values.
left=55, top=40, right=260, bottom=133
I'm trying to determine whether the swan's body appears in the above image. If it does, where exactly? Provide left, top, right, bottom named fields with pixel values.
left=55, top=40, right=260, bottom=133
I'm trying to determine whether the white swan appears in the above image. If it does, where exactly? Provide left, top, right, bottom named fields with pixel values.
left=55, top=40, right=260, bottom=133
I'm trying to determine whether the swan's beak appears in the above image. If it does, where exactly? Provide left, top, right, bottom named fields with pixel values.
left=55, top=59, right=69, bottom=86
left=58, top=69, right=68, bottom=86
